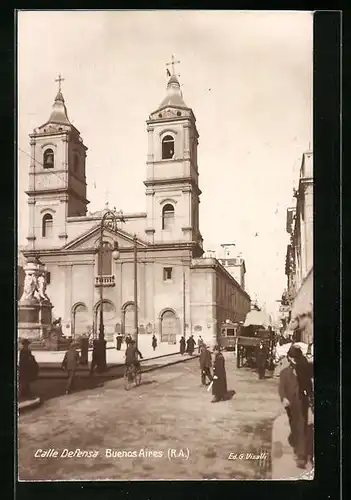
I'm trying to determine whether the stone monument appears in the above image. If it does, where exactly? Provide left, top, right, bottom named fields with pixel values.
left=18, top=257, right=53, bottom=341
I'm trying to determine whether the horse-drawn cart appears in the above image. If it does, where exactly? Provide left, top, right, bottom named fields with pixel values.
left=236, top=328, right=274, bottom=368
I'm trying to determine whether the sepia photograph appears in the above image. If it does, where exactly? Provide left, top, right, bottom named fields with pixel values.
left=17, top=10, right=314, bottom=481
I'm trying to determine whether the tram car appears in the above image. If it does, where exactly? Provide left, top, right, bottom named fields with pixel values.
left=218, top=321, right=241, bottom=351
left=236, top=326, right=275, bottom=369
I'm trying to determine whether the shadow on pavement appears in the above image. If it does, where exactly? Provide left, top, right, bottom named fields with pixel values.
left=223, top=389, right=236, bottom=401
left=31, top=376, right=107, bottom=402
left=138, top=380, right=157, bottom=387
left=31, top=363, right=166, bottom=403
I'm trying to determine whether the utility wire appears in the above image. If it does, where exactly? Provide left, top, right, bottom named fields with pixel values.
left=18, top=147, right=68, bottom=185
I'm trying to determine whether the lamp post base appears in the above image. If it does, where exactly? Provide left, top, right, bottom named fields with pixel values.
left=94, top=337, right=107, bottom=372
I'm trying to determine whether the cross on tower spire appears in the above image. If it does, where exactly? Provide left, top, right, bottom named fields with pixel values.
left=166, top=55, right=180, bottom=76
left=55, top=73, right=65, bottom=93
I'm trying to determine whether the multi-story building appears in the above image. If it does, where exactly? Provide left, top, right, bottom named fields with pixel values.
left=20, top=69, right=250, bottom=347
left=284, top=151, right=313, bottom=343
left=217, top=243, right=246, bottom=290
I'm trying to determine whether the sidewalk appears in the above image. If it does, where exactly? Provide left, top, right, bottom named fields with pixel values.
left=32, top=336, right=179, bottom=367
left=271, top=412, right=314, bottom=480
left=36, top=349, right=200, bottom=381
left=19, top=397, right=41, bottom=412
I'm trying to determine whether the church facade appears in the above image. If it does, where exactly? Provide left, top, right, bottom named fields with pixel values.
left=21, top=71, right=251, bottom=347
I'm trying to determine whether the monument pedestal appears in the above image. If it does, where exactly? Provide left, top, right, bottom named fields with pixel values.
left=44, top=333, right=70, bottom=351
left=18, top=257, right=70, bottom=350
left=18, top=299, right=53, bottom=342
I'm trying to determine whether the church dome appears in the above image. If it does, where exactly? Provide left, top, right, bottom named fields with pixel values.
left=48, top=91, right=71, bottom=125
left=158, top=74, right=188, bottom=110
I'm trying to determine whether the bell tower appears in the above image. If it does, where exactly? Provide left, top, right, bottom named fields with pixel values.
left=144, top=57, right=203, bottom=256
left=25, top=75, right=89, bottom=250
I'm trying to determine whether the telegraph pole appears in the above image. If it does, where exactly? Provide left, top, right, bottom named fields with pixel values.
left=133, top=234, right=138, bottom=349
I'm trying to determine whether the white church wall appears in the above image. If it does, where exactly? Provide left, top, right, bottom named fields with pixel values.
left=190, top=265, right=217, bottom=346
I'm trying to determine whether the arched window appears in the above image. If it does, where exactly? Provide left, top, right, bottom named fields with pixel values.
left=162, top=135, right=175, bottom=159
left=43, top=149, right=54, bottom=169
left=42, top=213, right=53, bottom=237
left=99, top=242, right=112, bottom=275
left=162, top=204, right=175, bottom=230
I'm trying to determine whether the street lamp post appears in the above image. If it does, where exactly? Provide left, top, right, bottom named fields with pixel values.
left=95, top=209, right=121, bottom=372
left=133, top=234, right=138, bottom=349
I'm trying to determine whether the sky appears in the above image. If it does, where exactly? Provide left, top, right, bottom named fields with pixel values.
left=17, top=10, right=313, bottom=321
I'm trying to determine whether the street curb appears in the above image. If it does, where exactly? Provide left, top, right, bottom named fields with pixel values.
left=141, top=354, right=200, bottom=374
left=37, top=350, right=180, bottom=372
left=36, top=353, right=199, bottom=379
left=18, top=397, right=42, bottom=413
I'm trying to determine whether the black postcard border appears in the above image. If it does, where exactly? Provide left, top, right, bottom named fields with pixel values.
left=2, top=8, right=342, bottom=500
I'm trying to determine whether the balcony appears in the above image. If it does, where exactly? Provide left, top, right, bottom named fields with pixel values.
left=95, top=275, right=116, bottom=287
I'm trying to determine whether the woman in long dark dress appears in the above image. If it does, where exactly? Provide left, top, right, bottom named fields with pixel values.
left=212, top=345, right=227, bottom=402
left=186, top=335, right=196, bottom=355
left=180, top=336, right=186, bottom=355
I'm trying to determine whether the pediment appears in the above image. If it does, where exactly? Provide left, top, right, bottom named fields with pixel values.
left=64, top=224, right=148, bottom=252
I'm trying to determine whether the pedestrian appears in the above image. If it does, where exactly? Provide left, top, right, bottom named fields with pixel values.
left=279, top=344, right=314, bottom=469
left=256, top=341, right=268, bottom=379
left=199, top=344, right=213, bottom=386
left=152, top=334, right=157, bottom=351
left=116, top=333, right=123, bottom=351
left=125, top=334, right=132, bottom=347
left=211, top=345, right=228, bottom=403
left=179, top=336, right=186, bottom=355
left=62, top=342, right=80, bottom=394
left=19, top=338, right=39, bottom=401
left=197, top=335, right=204, bottom=354
left=125, top=339, right=143, bottom=380
left=89, top=338, right=98, bottom=375
left=186, top=334, right=196, bottom=355
left=79, top=334, right=89, bottom=365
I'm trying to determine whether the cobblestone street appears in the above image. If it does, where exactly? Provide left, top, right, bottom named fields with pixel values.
left=19, top=353, right=281, bottom=481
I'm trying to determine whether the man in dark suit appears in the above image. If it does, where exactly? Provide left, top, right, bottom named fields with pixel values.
left=199, top=345, right=213, bottom=386
left=256, top=341, right=268, bottom=379
left=19, top=339, right=39, bottom=400
left=61, top=342, right=80, bottom=394
left=279, top=345, right=313, bottom=469
left=125, top=340, right=143, bottom=371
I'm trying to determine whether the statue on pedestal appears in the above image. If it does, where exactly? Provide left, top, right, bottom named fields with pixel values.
left=37, top=274, right=50, bottom=302
left=20, top=264, right=51, bottom=304
left=21, top=271, right=38, bottom=302
left=51, top=317, right=63, bottom=337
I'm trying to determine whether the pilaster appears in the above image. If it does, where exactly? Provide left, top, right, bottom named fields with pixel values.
left=183, top=123, right=190, bottom=159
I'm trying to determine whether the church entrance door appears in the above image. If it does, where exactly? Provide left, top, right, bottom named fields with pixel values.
left=95, top=301, right=117, bottom=342
left=72, top=303, right=89, bottom=338
left=160, top=310, right=177, bottom=343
